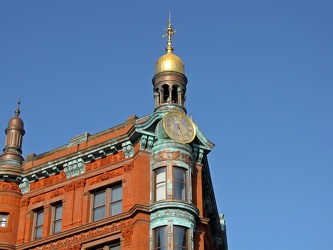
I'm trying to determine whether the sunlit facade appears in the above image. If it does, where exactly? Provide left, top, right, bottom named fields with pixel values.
left=0, top=21, right=227, bottom=250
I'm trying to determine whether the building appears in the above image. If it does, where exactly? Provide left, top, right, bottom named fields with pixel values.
left=0, top=20, right=228, bottom=250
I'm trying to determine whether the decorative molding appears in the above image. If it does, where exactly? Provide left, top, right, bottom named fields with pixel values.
left=87, top=168, right=124, bottom=186
left=147, top=136, right=154, bottom=151
left=140, top=135, right=155, bottom=151
left=30, top=219, right=132, bottom=250
left=124, top=163, right=134, bottom=173
left=151, top=208, right=195, bottom=224
left=29, top=172, right=66, bottom=192
left=150, top=150, right=192, bottom=165
left=121, top=226, right=134, bottom=246
left=50, top=188, right=63, bottom=198
left=64, top=179, right=86, bottom=192
left=0, top=181, right=21, bottom=193
left=64, top=158, right=84, bottom=178
left=140, top=135, right=147, bottom=150
left=122, top=141, right=134, bottom=158
left=193, top=147, right=204, bottom=164
left=31, top=194, right=45, bottom=205
left=61, top=243, right=81, bottom=250
left=85, top=151, right=125, bottom=172
left=20, top=198, right=30, bottom=207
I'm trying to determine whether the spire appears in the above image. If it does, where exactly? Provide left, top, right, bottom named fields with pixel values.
left=15, top=98, right=21, bottom=117
left=163, top=11, right=176, bottom=53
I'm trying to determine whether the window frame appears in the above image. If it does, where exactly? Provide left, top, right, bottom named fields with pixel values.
left=153, top=165, right=188, bottom=202
left=0, top=213, right=9, bottom=228
left=173, top=167, right=186, bottom=201
left=91, top=184, right=122, bottom=222
left=51, top=203, right=62, bottom=234
left=155, top=167, right=167, bottom=201
left=153, top=225, right=188, bottom=250
left=33, top=208, right=44, bottom=240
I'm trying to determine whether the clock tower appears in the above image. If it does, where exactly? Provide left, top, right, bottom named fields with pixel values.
left=136, top=19, right=228, bottom=249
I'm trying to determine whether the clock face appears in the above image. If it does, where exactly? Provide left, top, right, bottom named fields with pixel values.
left=163, top=112, right=196, bottom=144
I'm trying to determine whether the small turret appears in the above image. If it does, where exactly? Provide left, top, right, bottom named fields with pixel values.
left=0, top=100, right=25, bottom=249
left=0, top=99, right=25, bottom=174
left=152, top=18, right=188, bottom=113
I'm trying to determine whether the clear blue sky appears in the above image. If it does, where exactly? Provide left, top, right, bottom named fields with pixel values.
left=1, top=1, right=332, bottom=249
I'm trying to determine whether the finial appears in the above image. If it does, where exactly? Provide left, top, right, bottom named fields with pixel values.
left=163, top=11, right=176, bottom=53
left=15, top=98, right=21, bottom=117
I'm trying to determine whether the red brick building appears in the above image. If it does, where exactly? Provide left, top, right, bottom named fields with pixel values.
left=0, top=21, right=227, bottom=250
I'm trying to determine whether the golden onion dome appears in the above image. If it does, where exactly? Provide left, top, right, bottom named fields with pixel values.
left=155, top=51, right=185, bottom=75
left=155, top=18, right=185, bottom=75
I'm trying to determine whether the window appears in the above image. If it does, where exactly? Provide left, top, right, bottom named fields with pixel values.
left=52, top=204, right=62, bottom=234
left=92, top=185, right=122, bottom=221
left=155, top=168, right=166, bottom=201
left=154, top=226, right=187, bottom=250
left=173, top=167, right=186, bottom=201
left=34, top=210, right=44, bottom=239
left=154, top=226, right=166, bottom=250
left=0, top=213, right=8, bottom=227
left=174, top=226, right=187, bottom=250
left=154, top=166, right=187, bottom=202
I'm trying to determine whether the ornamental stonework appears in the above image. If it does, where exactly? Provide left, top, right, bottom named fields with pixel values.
left=64, top=179, right=86, bottom=192
left=31, top=195, right=45, bottom=205
left=151, top=209, right=195, bottom=223
left=86, top=151, right=125, bottom=172
left=122, top=226, right=134, bottom=246
left=87, top=168, right=124, bottom=186
left=31, top=219, right=132, bottom=250
left=151, top=151, right=192, bottom=165
left=0, top=181, right=20, bottom=193
left=30, top=172, right=66, bottom=191
left=20, top=198, right=30, bottom=207
left=50, top=188, right=63, bottom=198
left=124, top=162, right=134, bottom=172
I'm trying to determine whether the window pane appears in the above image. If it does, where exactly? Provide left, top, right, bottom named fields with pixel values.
left=156, top=168, right=166, bottom=201
left=35, top=226, right=42, bottom=239
left=174, top=226, right=187, bottom=248
left=35, top=210, right=44, bottom=239
left=174, top=168, right=185, bottom=183
left=94, top=191, right=106, bottom=207
left=155, top=226, right=166, bottom=248
left=111, top=200, right=122, bottom=216
left=36, top=211, right=44, bottom=226
left=54, top=221, right=61, bottom=234
left=174, top=168, right=186, bottom=201
left=156, top=168, right=166, bottom=182
left=111, top=186, right=122, bottom=202
left=93, top=207, right=105, bottom=221
left=0, top=214, right=8, bottom=227
left=55, top=205, right=62, bottom=220
left=156, top=182, right=166, bottom=200
left=174, top=183, right=186, bottom=200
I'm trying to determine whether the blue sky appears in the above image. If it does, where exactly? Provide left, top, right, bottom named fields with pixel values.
left=0, top=1, right=332, bottom=249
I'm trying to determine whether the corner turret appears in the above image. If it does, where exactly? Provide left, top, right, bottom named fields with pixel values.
left=0, top=100, right=25, bottom=176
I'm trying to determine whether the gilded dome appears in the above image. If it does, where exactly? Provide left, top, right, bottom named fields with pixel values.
left=155, top=51, right=185, bottom=75
left=155, top=19, right=185, bottom=75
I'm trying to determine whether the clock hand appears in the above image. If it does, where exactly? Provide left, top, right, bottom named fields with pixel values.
left=177, top=122, right=184, bottom=136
